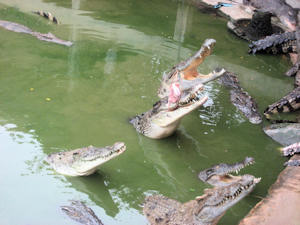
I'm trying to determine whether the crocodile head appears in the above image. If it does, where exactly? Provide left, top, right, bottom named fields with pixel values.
left=198, top=157, right=255, bottom=187
left=143, top=174, right=260, bottom=225
left=195, top=174, right=261, bottom=224
left=130, top=83, right=208, bottom=139
left=46, top=142, right=126, bottom=176
left=157, top=39, right=225, bottom=102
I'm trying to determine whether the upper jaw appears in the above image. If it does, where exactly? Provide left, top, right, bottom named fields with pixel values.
left=198, top=157, right=255, bottom=186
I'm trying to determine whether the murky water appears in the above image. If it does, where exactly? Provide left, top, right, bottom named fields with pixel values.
left=0, top=0, right=293, bottom=224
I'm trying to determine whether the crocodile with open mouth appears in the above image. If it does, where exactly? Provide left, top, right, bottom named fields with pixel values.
left=143, top=159, right=260, bottom=225
left=46, top=142, right=126, bottom=176
left=157, top=39, right=225, bottom=101
left=198, top=156, right=255, bottom=187
left=130, top=39, right=225, bottom=139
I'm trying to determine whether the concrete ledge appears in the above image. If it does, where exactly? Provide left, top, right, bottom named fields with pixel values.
left=238, top=154, right=300, bottom=225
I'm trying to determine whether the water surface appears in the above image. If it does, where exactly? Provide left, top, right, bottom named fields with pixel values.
left=0, top=0, right=292, bottom=224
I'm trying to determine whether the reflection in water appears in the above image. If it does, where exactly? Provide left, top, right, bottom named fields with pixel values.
left=173, top=0, right=189, bottom=43
left=104, top=48, right=117, bottom=75
left=67, top=0, right=81, bottom=77
left=67, top=174, right=119, bottom=217
left=174, top=0, right=190, bottom=62
left=177, top=126, right=208, bottom=158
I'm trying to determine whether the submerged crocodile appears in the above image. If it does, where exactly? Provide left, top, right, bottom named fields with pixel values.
left=33, top=11, right=59, bottom=24
left=198, top=156, right=255, bottom=187
left=264, top=86, right=300, bottom=121
left=144, top=161, right=260, bottom=225
left=46, top=142, right=126, bottom=176
left=61, top=200, right=104, bottom=225
left=130, top=39, right=225, bottom=139
left=248, top=31, right=297, bottom=54
left=0, top=20, right=72, bottom=46
left=219, top=72, right=262, bottom=124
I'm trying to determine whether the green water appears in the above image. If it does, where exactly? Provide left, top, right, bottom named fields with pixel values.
left=0, top=0, right=293, bottom=224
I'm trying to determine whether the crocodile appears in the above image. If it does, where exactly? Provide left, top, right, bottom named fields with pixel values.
left=46, top=142, right=126, bottom=176
left=131, top=39, right=226, bottom=139
left=284, top=158, right=300, bottom=166
left=219, top=72, right=262, bottom=124
left=130, top=84, right=208, bottom=139
left=61, top=200, right=104, bottom=225
left=198, top=157, right=255, bottom=187
left=0, top=20, right=72, bottom=46
left=157, top=39, right=226, bottom=102
left=279, top=142, right=300, bottom=156
left=248, top=31, right=297, bottom=54
left=263, top=86, right=300, bottom=120
left=242, top=0, right=298, bottom=31
left=143, top=175, right=260, bottom=225
left=33, top=11, right=59, bottom=24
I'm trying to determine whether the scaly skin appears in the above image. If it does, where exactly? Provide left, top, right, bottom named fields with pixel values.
left=131, top=39, right=225, bottom=139
left=264, top=86, right=300, bottom=120
left=280, top=142, right=300, bottom=156
left=249, top=31, right=297, bottom=54
left=130, top=83, right=208, bottom=139
left=198, top=157, right=255, bottom=187
left=33, top=11, right=59, bottom=24
left=46, top=142, right=126, bottom=176
left=143, top=175, right=261, bottom=225
left=219, top=72, right=262, bottom=124
left=61, top=201, right=104, bottom=225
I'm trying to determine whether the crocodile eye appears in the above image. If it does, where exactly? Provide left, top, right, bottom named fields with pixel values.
left=206, top=169, right=214, bottom=176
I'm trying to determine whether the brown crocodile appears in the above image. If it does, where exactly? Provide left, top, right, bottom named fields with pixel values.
left=219, top=72, right=262, bottom=124
left=0, top=20, right=72, bottom=46
left=248, top=31, right=297, bottom=54
left=143, top=174, right=260, bottom=225
left=198, top=156, right=255, bottom=187
left=46, top=142, right=126, bottom=176
left=131, top=39, right=225, bottom=139
left=263, top=86, right=300, bottom=121
left=61, top=200, right=104, bottom=225
left=33, top=11, right=59, bottom=24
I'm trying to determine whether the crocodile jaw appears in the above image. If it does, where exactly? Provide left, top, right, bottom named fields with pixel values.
left=46, top=142, right=126, bottom=176
left=196, top=175, right=261, bottom=224
left=145, top=96, right=208, bottom=139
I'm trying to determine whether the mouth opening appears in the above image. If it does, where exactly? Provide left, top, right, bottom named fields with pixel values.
left=226, top=157, right=255, bottom=176
left=215, top=177, right=261, bottom=206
